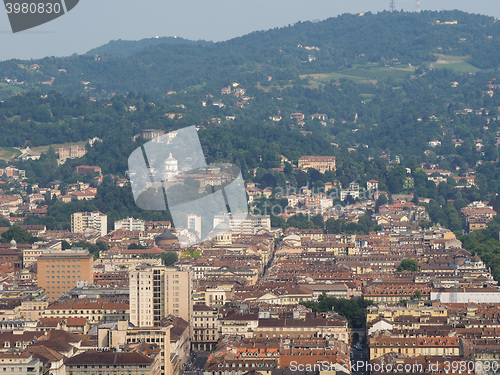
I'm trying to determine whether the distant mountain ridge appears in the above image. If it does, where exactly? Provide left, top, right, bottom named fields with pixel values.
left=0, top=10, right=499, bottom=98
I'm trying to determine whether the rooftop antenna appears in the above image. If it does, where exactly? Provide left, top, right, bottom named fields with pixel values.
left=416, top=0, right=421, bottom=12
left=390, top=0, right=395, bottom=12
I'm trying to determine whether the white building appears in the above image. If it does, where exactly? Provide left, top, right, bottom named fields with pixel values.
left=71, top=211, right=108, bottom=237
left=187, top=214, right=201, bottom=239
left=114, top=217, right=146, bottom=232
left=340, top=182, right=360, bottom=200
left=213, top=214, right=271, bottom=234
left=431, top=289, right=500, bottom=303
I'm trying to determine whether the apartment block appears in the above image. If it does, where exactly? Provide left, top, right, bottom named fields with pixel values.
left=191, top=305, right=219, bottom=351
left=0, top=353, right=40, bottom=375
left=37, top=248, right=93, bottom=301
left=71, top=211, right=108, bottom=237
left=130, top=266, right=192, bottom=327
left=114, top=217, right=146, bottom=232
left=213, top=214, right=271, bottom=234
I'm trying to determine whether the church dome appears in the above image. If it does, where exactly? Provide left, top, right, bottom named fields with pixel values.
left=155, top=231, right=179, bottom=247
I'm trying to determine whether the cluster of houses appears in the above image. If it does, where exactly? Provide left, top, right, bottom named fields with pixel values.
left=0, top=201, right=499, bottom=374
left=0, top=138, right=500, bottom=374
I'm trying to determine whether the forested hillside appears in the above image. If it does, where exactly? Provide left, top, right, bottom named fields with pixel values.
left=1, top=10, right=499, bottom=98
left=1, top=10, right=500, bottom=240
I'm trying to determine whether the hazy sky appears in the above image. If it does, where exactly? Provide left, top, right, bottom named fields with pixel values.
left=0, top=0, right=499, bottom=61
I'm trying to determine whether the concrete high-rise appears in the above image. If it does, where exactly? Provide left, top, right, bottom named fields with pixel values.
left=130, top=266, right=192, bottom=327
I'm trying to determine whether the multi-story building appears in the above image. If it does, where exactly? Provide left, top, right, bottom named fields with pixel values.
left=65, top=351, right=160, bottom=375
left=71, top=211, right=108, bottom=237
left=213, top=214, right=271, bottom=234
left=114, top=217, right=146, bottom=232
left=97, top=322, right=172, bottom=375
left=36, top=248, right=93, bottom=301
left=126, top=326, right=170, bottom=375
left=23, top=240, right=61, bottom=268
left=461, top=201, right=496, bottom=232
left=43, top=299, right=129, bottom=324
left=19, top=300, right=49, bottom=321
left=252, top=312, right=349, bottom=344
left=369, top=335, right=460, bottom=360
left=58, top=145, right=86, bottom=163
left=129, top=266, right=192, bottom=327
left=204, top=285, right=235, bottom=308
left=0, top=353, right=41, bottom=375
left=191, top=305, right=219, bottom=351
left=187, top=214, right=201, bottom=239
left=298, top=155, right=336, bottom=173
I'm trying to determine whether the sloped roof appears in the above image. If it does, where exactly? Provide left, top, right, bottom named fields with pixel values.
left=65, top=351, right=153, bottom=365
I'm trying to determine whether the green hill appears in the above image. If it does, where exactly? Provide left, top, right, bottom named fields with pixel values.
left=0, top=10, right=499, bottom=98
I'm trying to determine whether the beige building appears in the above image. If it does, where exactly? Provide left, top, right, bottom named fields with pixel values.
left=23, top=240, right=62, bottom=268
left=204, top=285, right=235, bottom=307
left=43, top=299, right=129, bottom=324
left=71, top=211, right=108, bottom=237
left=22, top=247, right=44, bottom=269
left=130, top=266, right=192, bottom=327
left=58, top=145, right=86, bottom=163
left=298, top=155, right=336, bottom=173
left=20, top=300, right=49, bottom=321
left=369, top=335, right=460, bottom=360
left=37, top=248, right=94, bottom=301
left=126, top=326, right=171, bottom=375
left=192, top=305, right=219, bottom=351
left=253, top=312, right=349, bottom=344
left=212, top=214, right=271, bottom=235
left=0, top=353, right=41, bottom=375
left=97, top=322, right=172, bottom=375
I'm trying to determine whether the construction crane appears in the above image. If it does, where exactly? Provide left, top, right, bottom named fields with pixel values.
left=390, top=0, right=395, bottom=12
left=449, top=260, right=458, bottom=303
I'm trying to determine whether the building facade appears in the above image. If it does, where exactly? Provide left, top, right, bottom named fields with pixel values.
left=0, top=353, right=40, bottom=375
left=114, top=217, right=146, bottom=232
left=37, top=248, right=94, bottom=301
left=298, top=156, right=336, bottom=173
left=130, top=266, right=192, bottom=327
left=191, top=305, right=219, bottom=351
left=71, top=211, right=108, bottom=237
left=65, top=351, right=159, bottom=375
